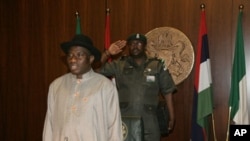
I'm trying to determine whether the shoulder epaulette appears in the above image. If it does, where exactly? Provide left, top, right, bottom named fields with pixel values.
left=149, top=57, right=168, bottom=71
left=148, top=56, right=164, bottom=63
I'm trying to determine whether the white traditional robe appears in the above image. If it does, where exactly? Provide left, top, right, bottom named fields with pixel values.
left=43, top=69, right=122, bottom=141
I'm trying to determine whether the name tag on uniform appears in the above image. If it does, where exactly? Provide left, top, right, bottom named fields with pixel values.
left=146, top=75, right=155, bottom=82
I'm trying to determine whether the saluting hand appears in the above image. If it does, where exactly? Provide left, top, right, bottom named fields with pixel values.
left=108, top=40, right=126, bottom=56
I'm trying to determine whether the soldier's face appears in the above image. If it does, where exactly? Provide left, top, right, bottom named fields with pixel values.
left=127, top=40, right=146, bottom=58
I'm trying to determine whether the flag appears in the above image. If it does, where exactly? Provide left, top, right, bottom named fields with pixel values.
left=104, top=9, right=110, bottom=54
left=191, top=7, right=213, bottom=141
left=105, top=8, right=110, bottom=51
left=228, top=10, right=249, bottom=124
left=105, top=8, right=111, bottom=62
left=75, top=11, right=82, bottom=34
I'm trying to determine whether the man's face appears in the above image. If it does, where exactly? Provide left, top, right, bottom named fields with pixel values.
left=127, top=40, right=146, bottom=58
left=67, top=46, right=94, bottom=78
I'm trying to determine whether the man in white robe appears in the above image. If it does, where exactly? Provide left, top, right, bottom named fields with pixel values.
left=43, top=34, right=123, bottom=141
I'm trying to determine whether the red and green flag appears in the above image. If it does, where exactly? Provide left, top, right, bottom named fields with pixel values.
left=191, top=7, right=213, bottom=141
left=105, top=8, right=111, bottom=62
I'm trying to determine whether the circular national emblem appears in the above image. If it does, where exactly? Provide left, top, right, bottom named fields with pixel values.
left=122, top=121, right=128, bottom=140
left=145, top=27, right=194, bottom=85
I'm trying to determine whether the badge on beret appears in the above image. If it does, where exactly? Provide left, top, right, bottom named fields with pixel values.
left=136, top=33, right=140, bottom=39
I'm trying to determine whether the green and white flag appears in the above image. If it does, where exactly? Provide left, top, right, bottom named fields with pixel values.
left=75, top=12, right=82, bottom=34
left=229, top=10, right=249, bottom=124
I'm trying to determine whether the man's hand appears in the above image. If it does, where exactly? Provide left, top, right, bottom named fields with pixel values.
left=107, top=40, right=126, bottom=56
left=168, top=119, right=175, bottom=133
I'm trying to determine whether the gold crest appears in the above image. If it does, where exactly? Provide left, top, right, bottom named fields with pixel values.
left=146, top=27, right=194, bottom=85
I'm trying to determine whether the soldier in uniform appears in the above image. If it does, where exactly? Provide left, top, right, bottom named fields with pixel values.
left=99, top=33, right=177, bottom=141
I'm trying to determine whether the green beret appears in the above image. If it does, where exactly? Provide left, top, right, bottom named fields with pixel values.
left=126, top=33, right=147, bottom=45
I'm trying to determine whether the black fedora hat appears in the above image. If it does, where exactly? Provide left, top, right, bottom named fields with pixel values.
left=60, top=34, right=101, bottom=61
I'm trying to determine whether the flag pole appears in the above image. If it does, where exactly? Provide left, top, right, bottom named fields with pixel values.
left=212, top=113, right=217, bottom=141
left=226, top=107, right=231, bottom=141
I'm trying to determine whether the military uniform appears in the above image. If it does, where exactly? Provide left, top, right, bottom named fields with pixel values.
left=100, top=56, right=176, bottom=141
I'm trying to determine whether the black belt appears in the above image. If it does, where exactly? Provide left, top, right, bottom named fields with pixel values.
left=119, top=102, right=157, bottom=113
